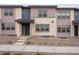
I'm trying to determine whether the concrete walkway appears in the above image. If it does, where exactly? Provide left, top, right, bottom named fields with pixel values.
left=0, top=45, right=79, bottom=54
left=14, top=36, right=28, bottom=45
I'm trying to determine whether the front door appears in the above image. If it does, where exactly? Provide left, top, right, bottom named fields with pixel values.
left=74, top=26, right=78, bottom=36
left=22, top=24, right=30, bottom=35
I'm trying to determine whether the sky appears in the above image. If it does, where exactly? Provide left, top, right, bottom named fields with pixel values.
left=0, top=0, right=79, bottom=7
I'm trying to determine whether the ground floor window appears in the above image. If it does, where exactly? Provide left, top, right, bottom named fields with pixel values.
left=1, top=22, right=15, bottom=30
left=57, top=25, right=70, bottom=33
left=36, top=24, right=49, bottom=32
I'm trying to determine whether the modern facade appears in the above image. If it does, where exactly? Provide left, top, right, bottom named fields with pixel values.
left=0, top=5, right=79, bottom=37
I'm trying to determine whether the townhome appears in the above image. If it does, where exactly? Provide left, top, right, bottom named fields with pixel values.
left=0, top=5, right=78, bottom=37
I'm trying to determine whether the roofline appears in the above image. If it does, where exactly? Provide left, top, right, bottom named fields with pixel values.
left=56, top=8, right=77, bottom=10
left=0, top=5, right=23, bottom=8
left=22, top=6, right=30, bottom=9
left=28, top=5, right=57, bottom=8
left=0, top=5, right=78, bottom=10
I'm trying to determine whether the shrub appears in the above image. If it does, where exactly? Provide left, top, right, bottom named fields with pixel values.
left=2, top=52, right=10, bottom=55
left=14, top=53, right=23, bottom=55
left=36, top=52, right=43, bottom=55
left=26, top=41, right=31, bottom=44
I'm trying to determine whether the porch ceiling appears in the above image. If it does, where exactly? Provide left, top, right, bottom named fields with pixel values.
left=72, top=20, right=79, bottom=26
left=15, top=19, right=34, bottom=24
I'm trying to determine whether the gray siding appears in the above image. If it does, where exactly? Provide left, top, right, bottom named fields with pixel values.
left=75, top=11, right=79, bottom=21
left=22, top=8, right=30, bottom=19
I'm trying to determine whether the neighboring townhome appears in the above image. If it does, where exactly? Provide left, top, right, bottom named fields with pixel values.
left=0, top=5, right=79, bottom=37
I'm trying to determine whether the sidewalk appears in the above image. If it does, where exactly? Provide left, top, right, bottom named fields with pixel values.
left=0, top=45, right=79, bottom=54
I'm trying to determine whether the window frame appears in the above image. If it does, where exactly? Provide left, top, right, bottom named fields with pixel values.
left=57, top=11, right=70, bottom=19
left=36, top=24, right=49, bottom=32
left=38, top=9, right=47, bottom=17
left=1, top=22, right=15, bottom=31
left=57, top=26, right=70, bottom=33
left=4, top=8, right=13, bottom=16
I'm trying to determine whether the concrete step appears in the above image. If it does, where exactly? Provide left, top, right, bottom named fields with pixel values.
left=14, top=43, right=24, bottom=45
left=17, top=40, right=26, bottom=41
left=20, top=36, right=30, bottom=40
left=13, top=36, right=30, bottom=45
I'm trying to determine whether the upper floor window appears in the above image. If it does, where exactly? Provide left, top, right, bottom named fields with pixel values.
left=57, top=11, right=70, bottom=19
left=4, top=8, right=13, bottom=16
left=38, top=9, right=47, bottom=17
left=75, top=12, right=79, bottom=16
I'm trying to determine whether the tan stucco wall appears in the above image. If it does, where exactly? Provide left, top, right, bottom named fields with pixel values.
left=30, top=8, right=57, bottom=37
left=15, top=8, right=22, bottom=36
left=15, top=8, right=22, bottom=19
left=0, top=8, right=1, bottom=34
left=57, top=33, right=71, bottom=37
left=30, top=18, right=57, bottom=37
left=70, top=10, right=75, bottom=37
left=15, top=22, right=22, bottom=36
left=0, top=8, right=1, bottom=19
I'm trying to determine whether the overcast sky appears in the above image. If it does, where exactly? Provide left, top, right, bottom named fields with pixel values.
left=0, top=0, right=79, bottom=7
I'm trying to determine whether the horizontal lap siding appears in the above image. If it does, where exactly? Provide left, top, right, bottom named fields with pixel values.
left=0, top=8, right=18, bottom=35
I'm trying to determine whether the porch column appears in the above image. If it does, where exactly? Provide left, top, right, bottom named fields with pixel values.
left=70, top=10, right=75, bottom=37
left=15, top=22, right=22, bottom=36
left=30, top=23, right=34, bottom=36
left=0, top=21, right=1, bottom=34
left=78, top=26, right=79, bottom=36
left=71, top=24, right=74, bottom=37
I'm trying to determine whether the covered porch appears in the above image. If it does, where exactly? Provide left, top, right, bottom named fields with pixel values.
left=72, top=20, right=79, bottom=36
left=15, top=19, right=34, bottom=36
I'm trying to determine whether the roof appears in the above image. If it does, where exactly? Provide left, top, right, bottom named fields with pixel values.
left=0, top=5, right=78, bottom=10
left=72, top=20, right=79, bottom=25
left=57, top=7, right=77, bottom=10
left=0, top=5, right=23, bottom=8
left=28, top=5, right=57, bottom=8
left=15, top=19, right=34, bottom=24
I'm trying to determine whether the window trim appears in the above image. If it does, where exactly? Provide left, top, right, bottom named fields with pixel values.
left=36, top=24, right=49, bottom=32
left=4, top=8, right=13, bottom=16
left=1, top=22, right=15, bottom=31
left=57, top=11, right=70, bottom=19
left=57, top=26, right=70, bottom=33
left=38, top=9, right=47, bottom=17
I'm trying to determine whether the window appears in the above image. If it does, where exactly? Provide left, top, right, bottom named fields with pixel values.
left=57, top=11, right=70, bottom=19
left=1, top=23, right=5, bottom=30
left=1, top=22, right=15, bottom=30
left=36, top=24, right=49, bottom=32
left=38, top=9, right=47, bottom=17
left=66, top=27, right=70, bottom=32
left=11, top=27, right=15, bottom=30
left=4, top=8, right=13, bottom=16
left=4, top=13, right=8, bottom=16
left=62, top=27, right=65, bottom=32
left=57, top=27, right=61, bottom=32
left=6, top=27, right=10, bottom=30
left=2, top=27, right=5, bottom=30
left=57, top=26, right=70, bottom=33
